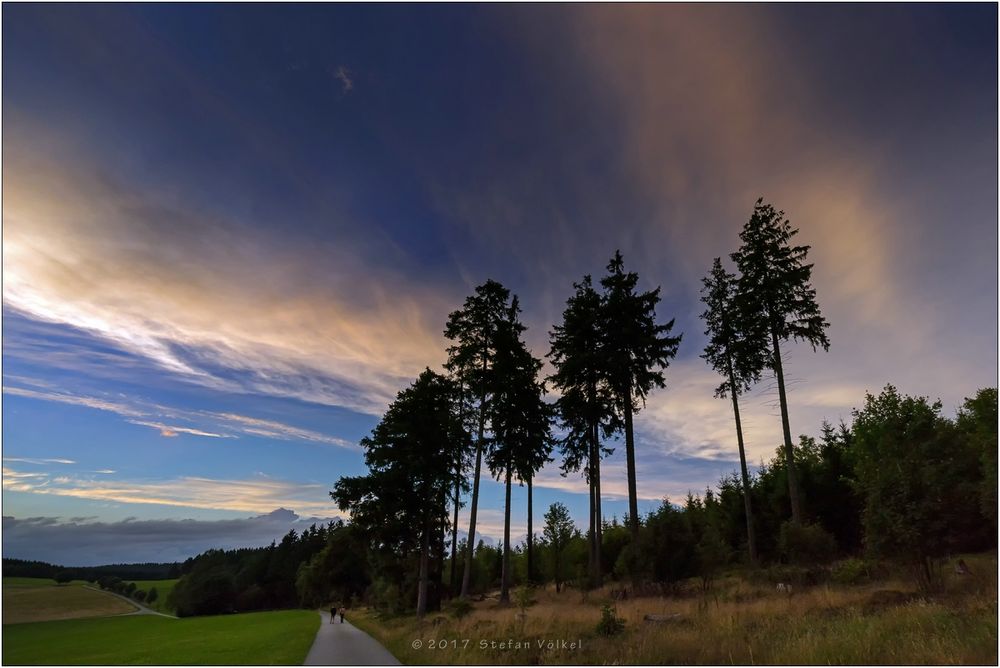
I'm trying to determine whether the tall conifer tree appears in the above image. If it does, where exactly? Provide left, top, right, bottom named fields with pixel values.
left=731, top=199, right=830, bottom=524
left=444, top=280, right=512, bottom=597
left=600, top=251, right=682, bottom=546
left=700, top=257, right=768, bottom=563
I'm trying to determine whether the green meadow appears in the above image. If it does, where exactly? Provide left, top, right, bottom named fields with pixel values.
left=3, top=610, right=319, bottom=665
left=126, top=578, right=179, bottom=614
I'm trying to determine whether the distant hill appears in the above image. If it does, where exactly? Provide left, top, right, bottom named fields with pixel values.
left=3, top=557, right=181, bottom=581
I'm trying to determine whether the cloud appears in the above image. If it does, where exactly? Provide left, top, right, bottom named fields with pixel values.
left=2, top=508, right=343, bottom=566
left=126, top=420, right=230, bottom=439
left=3, top=457, right=77, bottom=466
left=2, top=129, right=454, bottom=416
left=2, top=382, right=356, bottom=449
left=2, top=466, right=339, bottom=517
left=209, top=413, right=356, bottom=449
left=333, top=65, right=353, bottom=93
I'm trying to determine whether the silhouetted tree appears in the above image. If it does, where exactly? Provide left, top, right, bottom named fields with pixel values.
left=487, top=297, right=553, bottom=603
left=548, top=275, right=619, bottom=586
left=731, top=200, right=829, bottom=524
left=444, top=280, right=512, bottom=598
left=332, top=369, right=465, bottom=616
left=600, top=251, right=682, bottom=546
left=700, top=257, right=768, bottom=563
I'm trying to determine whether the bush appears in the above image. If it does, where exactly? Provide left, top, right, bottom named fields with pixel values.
left=53, top=571, right=73, bottom=585
left=146, top=587, right=159, bottom=604
left=448, top=598, right=472, bottom=619
left=133, top=589, right=147, bottom=602
left=514, top=585, right=535, bottom=612
left=831, top=558, right=870, bottom=585
left=779, top=521, right=838, bottom=565
left=596, top=604, right=625, bottom=637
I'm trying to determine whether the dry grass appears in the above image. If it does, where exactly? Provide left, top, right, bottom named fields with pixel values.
left=352, top=553, right=997, bottom=665
left=3, top=583, right=137, bottom=625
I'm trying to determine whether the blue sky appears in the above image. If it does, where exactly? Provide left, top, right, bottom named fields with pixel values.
left=3, top=4, right=996, bottom=565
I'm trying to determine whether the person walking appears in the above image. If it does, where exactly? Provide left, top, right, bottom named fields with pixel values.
left=338, top=606, right=345, bottom=624
left=329, top=605, right=336, bottom=624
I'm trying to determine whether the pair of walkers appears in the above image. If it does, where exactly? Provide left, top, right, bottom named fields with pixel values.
left=328, top=605, right=346, bottom=624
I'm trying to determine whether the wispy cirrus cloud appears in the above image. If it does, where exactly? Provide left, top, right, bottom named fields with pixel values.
left=2, top=128, right=453, bottom=417
left=3, top=457, right=77, bottom=466
left=2, top=382, right=356, bottom=449
left=2, top=466, right=338, bottom=517
left=126, top=420, right=231, bottom=439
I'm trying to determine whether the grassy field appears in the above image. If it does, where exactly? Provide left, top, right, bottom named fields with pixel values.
left=353, top=553, right=997, bottom=665
left=2, top=609, right=320, bottom=665
left=3, top=578, right=136, bottom=625
left=127, top=578, right=179, bottom=614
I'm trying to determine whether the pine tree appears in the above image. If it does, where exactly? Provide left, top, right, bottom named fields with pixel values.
left=600, top=251, right=682, bottom=546
left=700, top=257, right=768, bottom=563
left=444, top=280, right=512, bottom=598
left=542, top=502, right=576, bottom=593
left=731, top=200, right=830, bottom=524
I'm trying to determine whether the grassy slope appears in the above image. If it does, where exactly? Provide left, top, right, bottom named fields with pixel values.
left=353, top=553, right=997, bottom=665
left=3, top=610, right=320, bottom=665
left=127, top=578, right=178, bottom=613
left=3, top=580, right=136, bottom=625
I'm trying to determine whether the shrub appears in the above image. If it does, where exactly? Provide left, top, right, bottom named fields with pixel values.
left=779, top=521, right=838, bottom=565
left=596, top=603, right=625, bottom=637
left=133, top=589, right=147, bottom=602
left=448, top=598, right=472, bottom=619
left=514, top=585, right=535, bottom=612
left=53, top=571, right=73, bottom=585
left=146, top=587, right=159, bottom=604
left=831, top=558, right=870, bottom=585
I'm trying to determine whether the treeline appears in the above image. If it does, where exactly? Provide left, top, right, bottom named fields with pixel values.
left=95, top=577, right=160, bottom=605
left=2, top=558, right=180, bottom=582
left=168, top=522, right=369, bottom=617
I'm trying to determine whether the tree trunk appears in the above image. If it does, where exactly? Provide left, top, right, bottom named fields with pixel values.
left=417, top=508, right=430, bottom=617
left=587, top=431, right=597, bottom=587
left=771, top=331, right=803, bottom=524
left=727, top=362, right=758, bottom=564
left=500, top=464, right=512, bottom=604
left=593, top=419, right=603, bottom=586
left=461, top=435, right=484, bottom=598
left=527, top=476, right=534, bottom=584
left=450, top=465, right=460, bottom=594
left=624, top=385, right=640, bottom=544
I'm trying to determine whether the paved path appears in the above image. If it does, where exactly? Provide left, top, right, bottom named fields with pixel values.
left=304, top=610, right=400, bottom=666
left=83, top=585, right=177, bottom=618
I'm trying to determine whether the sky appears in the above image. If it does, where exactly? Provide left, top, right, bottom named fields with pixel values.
left=2, top=4, right=997, bottom=566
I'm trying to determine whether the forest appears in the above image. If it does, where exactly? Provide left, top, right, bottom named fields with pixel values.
left=166, top=199, right=997, bottom=618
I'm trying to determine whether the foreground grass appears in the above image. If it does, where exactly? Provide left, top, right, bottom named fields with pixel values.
left=127, top=578, right=178, bottom=614
left=353, top=554, right=997, bottom=665
left=3, top=581, right=136, bottom=625
left=3, top=609, right=320, bottom=665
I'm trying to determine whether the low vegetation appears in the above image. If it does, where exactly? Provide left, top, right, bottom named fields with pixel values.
left=352, top=553, right=996, bottom=665
left=2, top=609, right=319, bottom=665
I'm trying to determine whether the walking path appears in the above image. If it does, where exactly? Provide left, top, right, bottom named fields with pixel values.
left=83, top=585, right=177, bottom=618
left=304, top=610, right=400, bottom=665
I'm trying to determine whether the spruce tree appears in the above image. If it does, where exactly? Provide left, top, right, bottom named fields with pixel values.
left=600, top=251, right=682, bottom=546
left=700, top=257, right=767, bottom=563
left=331, top=369, right=465, bottom=616
left=731, top=200, right=830, bottom=524
left=487, top=297, right=553, bottom=603
left=548, top=276, right=618, bottom=586
left=444, top=280, right=512, bottom=598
